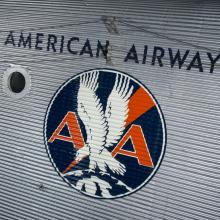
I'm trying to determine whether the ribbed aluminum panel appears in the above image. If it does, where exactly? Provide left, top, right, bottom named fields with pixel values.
left=0, top=0, right=219, bottom=219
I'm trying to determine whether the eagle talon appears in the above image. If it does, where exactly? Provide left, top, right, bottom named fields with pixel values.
left=82, top=169, right=95, bottom=176
left=99, top=171, right=110, bottom=177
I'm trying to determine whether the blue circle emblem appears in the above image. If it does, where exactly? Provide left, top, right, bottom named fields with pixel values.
left=44, top=69, right=166, bottom=198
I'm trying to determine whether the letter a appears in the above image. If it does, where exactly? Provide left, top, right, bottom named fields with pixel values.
left=48, top=111, right=84, bottom=149
left=111, top=125, right=154, bottom=168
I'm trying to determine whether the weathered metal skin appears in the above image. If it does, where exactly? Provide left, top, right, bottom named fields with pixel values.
left=0, top=1, right=219, bottom=219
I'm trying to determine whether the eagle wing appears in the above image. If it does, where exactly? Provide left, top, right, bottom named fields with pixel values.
left=77, top=70, right=107, bottom=149
left=105, top=73, right=133, bottom=148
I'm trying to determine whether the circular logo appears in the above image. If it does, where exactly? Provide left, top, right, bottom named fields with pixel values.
left=44, top=69, right=166, bottom=199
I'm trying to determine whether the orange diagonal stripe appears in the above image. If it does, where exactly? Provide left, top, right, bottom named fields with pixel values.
left=125, top=87, right=155, bottom=127
left=63, top=155, right=88, bottom=174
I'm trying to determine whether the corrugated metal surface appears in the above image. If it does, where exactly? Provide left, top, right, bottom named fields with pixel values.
left=0, top=0, right=219, bottom=219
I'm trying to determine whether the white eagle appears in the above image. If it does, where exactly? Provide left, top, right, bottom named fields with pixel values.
left=66, top=70, right=133, bottom=178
